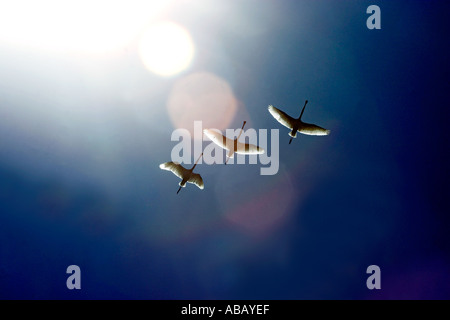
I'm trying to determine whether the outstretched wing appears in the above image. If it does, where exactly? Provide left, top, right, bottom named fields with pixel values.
left=235, top=141, right=265, bottom=155
left=299, top=122, right=330, bottom=136
left=159, top=162, right=188, bottom=179
left=203, top=129, right=232, bottom=151
left=268, top=105, right=296, bottom=130
left=188, top=173, right=204, bottom=189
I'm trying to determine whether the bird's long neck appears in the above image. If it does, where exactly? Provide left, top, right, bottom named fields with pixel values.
left=235, top=121, right=247, bottom=141
left=190, top=153, right=203, bottom=170
left=298, top=100, right=308, bottom=120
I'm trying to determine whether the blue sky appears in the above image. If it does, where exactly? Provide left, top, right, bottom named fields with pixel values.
left=0, top=0, right=449, bottom=299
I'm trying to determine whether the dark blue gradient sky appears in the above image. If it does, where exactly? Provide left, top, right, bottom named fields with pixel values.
left=0, top=0, right=449, bottom=299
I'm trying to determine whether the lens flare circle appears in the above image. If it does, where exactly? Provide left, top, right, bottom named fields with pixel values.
left=167, top=72, right=238, bottom=137
left=214, top=165, right=298, bottom=235
left=138, top=21, right=195, bottom=77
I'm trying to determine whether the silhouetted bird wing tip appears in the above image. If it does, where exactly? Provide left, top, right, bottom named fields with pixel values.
left=268, top=105, right=295, bottom=130
left=189, top=173, right=204, bottom=190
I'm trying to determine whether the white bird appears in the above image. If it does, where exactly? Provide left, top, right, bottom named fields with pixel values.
left=268, top=100, right=330, bottom=144
left=159, top=153, right=204, bottom=194
left=203, top=121, right=264, bottom=165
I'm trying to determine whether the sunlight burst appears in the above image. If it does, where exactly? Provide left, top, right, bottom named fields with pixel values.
left=138, top=21, right=195, bottom=77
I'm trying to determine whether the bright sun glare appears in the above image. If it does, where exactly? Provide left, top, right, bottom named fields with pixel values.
left=0, top=1, right=195, bottom=76
left=138, top=21, right=195, bottom=77
left=0, top=0, right=169, bottom=54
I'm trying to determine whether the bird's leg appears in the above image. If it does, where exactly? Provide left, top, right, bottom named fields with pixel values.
left=289, top=128, right=296, bottom=144
left=225, top=148, right=234, bottom=165
left=177, top=186, right=182, bottom=194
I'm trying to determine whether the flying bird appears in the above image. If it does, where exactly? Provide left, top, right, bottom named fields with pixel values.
left=203, top=121, right=264, bottom=164
left=159, top=153, right=204, bottom=194
left=268, top=100, right=330, bottom=144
